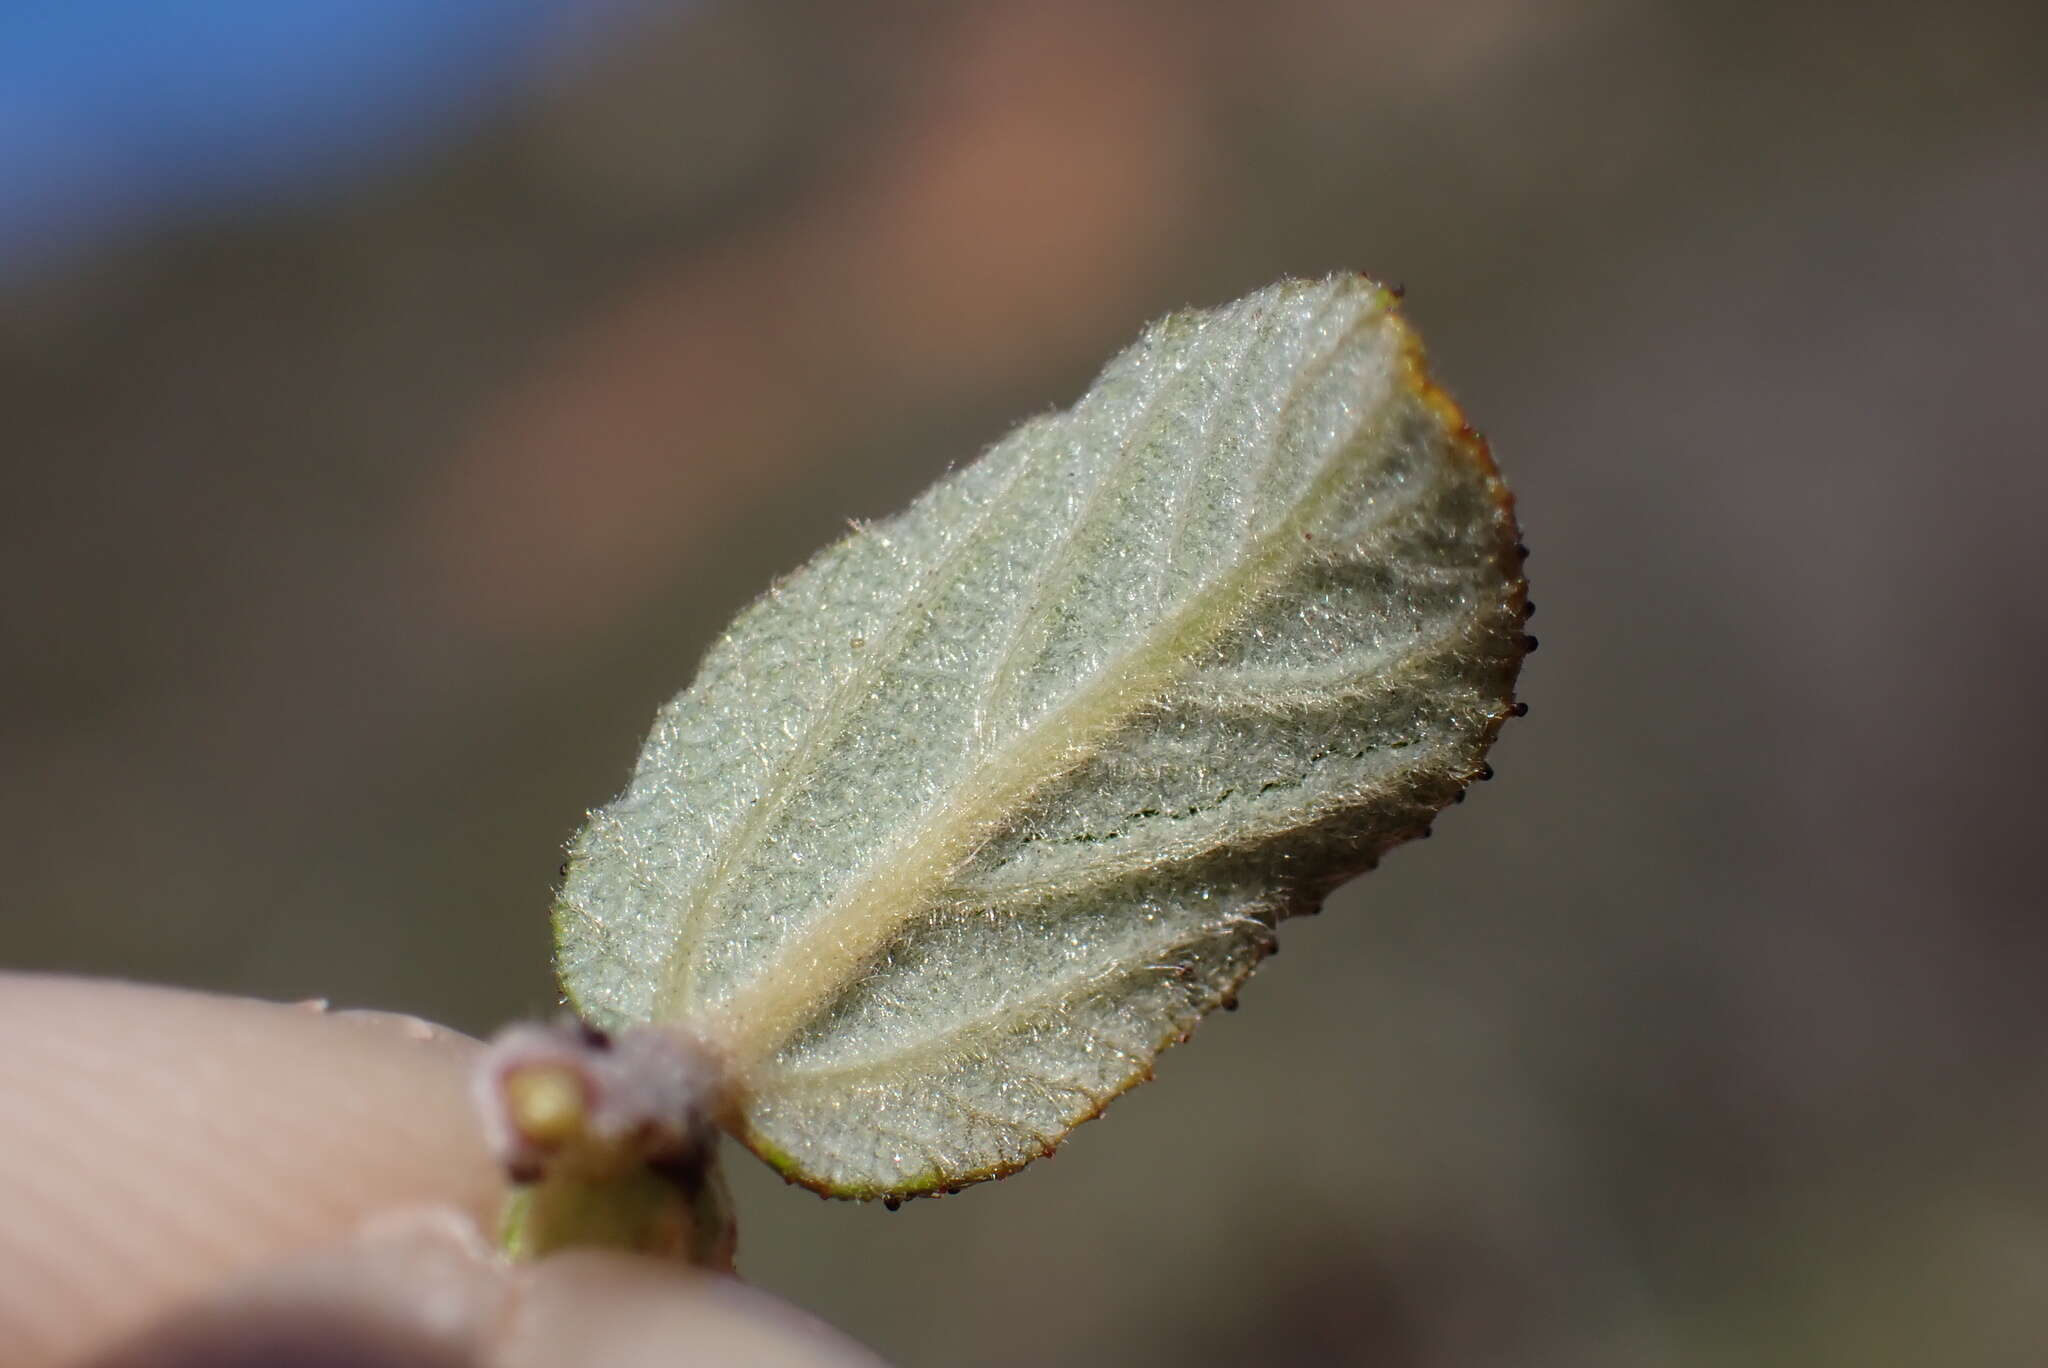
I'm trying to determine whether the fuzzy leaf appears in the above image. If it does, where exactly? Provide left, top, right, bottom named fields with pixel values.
left=554, top=275, right=1529, bottom=1199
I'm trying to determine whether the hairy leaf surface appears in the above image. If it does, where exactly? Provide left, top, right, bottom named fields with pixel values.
left=554, top=275, right=1529, bottom=1199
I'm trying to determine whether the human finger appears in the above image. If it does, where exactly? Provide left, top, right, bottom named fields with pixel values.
left=83, top=1207, right=882, bottom=1367
left=0, top=974, right=501, bottom=1367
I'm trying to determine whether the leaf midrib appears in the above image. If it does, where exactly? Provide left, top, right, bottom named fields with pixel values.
left=710, top=304, right=1401, bottom=1074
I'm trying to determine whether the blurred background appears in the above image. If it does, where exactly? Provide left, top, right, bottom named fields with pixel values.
left=5, top=1, right=2046, bottom=1362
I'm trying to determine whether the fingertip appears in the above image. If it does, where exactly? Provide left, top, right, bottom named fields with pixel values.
left=498, top=1252, right=885, bottom=1368
left=0, top=975, right=502, bottom=1367
left=79, top=1210, right=505, bottom=1368
left=82, top=1212, right=881, bottom=1368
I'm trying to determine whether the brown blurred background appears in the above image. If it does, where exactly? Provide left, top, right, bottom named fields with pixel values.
left=6, top=1, right=2047, bottom=1363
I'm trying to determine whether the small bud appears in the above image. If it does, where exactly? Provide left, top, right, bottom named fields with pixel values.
left=502, top=1064, right=587, bottom=1149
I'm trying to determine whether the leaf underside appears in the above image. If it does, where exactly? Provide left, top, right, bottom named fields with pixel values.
left=554, top=275, right=1529, bottom=1199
